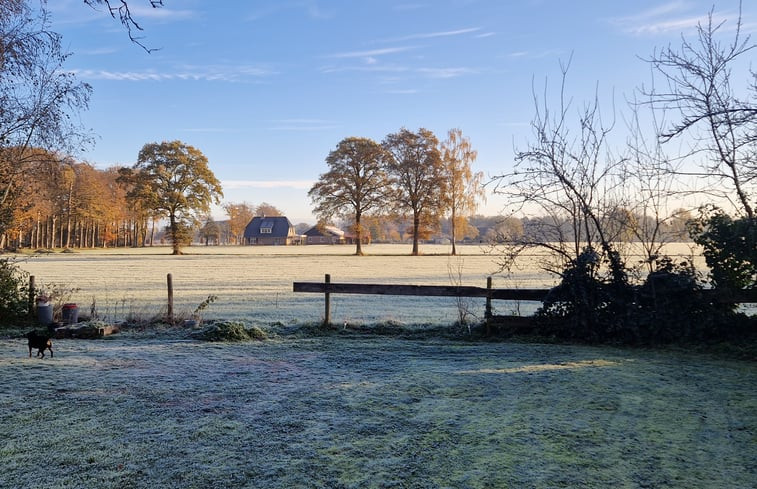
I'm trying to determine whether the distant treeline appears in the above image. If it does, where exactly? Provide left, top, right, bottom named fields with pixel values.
left=0, top=154, right=695, bottom=250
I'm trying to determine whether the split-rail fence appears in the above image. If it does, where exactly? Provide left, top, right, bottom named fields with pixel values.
left=293, top=274, right=757, bottom=334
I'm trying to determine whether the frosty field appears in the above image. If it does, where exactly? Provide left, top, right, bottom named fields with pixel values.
left=15, top=243, right=704, bottom=327
left=1, top=335, right=754, bottom=488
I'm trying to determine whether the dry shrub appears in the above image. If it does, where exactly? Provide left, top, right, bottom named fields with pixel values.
left=191, top=320, right=266, bottom=342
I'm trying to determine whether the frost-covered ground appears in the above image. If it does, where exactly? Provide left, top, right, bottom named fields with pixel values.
left=1, top=334, right=754, bottom=488
left=16, top=243, right=708, bottom=326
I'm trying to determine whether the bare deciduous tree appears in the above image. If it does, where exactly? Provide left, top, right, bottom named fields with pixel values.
left=622, top=98, right=696, bottom=274
left=492, top=60, right=628, bottom=278
left=643, top=3, right=756, bottom=218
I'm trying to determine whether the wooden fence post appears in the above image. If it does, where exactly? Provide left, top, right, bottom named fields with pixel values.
left=324, top=274, right=331, bottom=326
left=167, top=273, right=174, bottom=325
left=28, top=275, right=36, bottom=318
left=485, top=276, right=492, bottom=336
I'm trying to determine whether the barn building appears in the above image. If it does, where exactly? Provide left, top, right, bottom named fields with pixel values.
left=303, top=225, right=345, bottom=245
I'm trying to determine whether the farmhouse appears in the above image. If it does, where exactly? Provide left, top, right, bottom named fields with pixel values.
left=244, top=216, right=300, bottom=245
left=343, top=232, right=371, bottom=245
left=304, top=225, right=345, bottom=245
left=303, top=225, right=372, bottom=245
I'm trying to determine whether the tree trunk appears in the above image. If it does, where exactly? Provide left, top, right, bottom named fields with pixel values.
left=170, top=215, right=182, bottom=255
left=355, top=212, right=364, bottom=256
left=450, top=208, right=457, bottom=256
left=411, top=212, right=420, bottom=256
left=50, top=216, right=57, bottom=249
left=65, top=181, right=73, bottom=248
left=61, top=214, right=71, bottom=248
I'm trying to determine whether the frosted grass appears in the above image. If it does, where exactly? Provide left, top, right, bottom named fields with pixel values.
left=16, top=243, right=705, bottom=326
left=0, top=336, right=754, bottom=488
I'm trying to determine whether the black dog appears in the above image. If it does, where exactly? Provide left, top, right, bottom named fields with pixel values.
left=26, top=331, right=53, bottom=359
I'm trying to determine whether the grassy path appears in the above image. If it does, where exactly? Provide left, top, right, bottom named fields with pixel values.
left=1, top=335, right=754, bottom=488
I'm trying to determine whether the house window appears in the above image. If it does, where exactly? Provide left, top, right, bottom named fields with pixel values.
left=260, top=220, right=274, bottom=234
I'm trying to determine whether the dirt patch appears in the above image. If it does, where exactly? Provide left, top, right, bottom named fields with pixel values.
left=1, top=336, right=754, bottom=488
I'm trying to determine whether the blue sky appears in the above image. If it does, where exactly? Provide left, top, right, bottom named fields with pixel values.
left=48, top=0, right=756, bottom=223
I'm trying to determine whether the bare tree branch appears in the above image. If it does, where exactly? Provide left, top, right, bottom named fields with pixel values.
left=641, top=2, right=757, bottom=218
left=83, top=0, right=164, bottom=53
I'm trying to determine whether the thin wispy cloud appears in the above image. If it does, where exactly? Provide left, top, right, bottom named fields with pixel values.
left=417, top=67, right=477, bottom=79
left=323, top=63, right=476, bottom=80
left=328, top=46, right=416, bottom=59
left=222, top=180, right=314, bottom=190
left=609, top=2, right=735, bottom=36
left=385, top=88, right=419, bottom=95
left=47, top=0, right=115, bottom=26
left=301, top=0, right=334, bottom=20
left=627, top=16, right=713, bottom=35
left=56, top=0, right=195, bottom=24
left=506, top=49, right=563, bottom=60
left=70, top=65, right=275, bottom=82
left=180, top=128, right=246, bottom=134
left=77, top=47, right=119, bottom=56
left=274, top=118, right=335, bottom=124
left=268, top=119, right=340, bottom=131
left=126, top=5, right=196, bottom=21
left=384, top=27, right=482, bottom=42
left=320, top=64, right=410, bottom=74
left=629, top=0, right=688, bottom=20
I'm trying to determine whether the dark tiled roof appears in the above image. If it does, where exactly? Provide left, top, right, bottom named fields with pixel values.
left=243, top=216, right=294, bottom=238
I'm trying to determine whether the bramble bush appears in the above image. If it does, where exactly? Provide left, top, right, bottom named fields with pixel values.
left=536, top=247, right=637, bottom=343
left=0, top=257, right=30, bottom=327
left=635, top=257, right=713, bottom=343
left=536, top=248, right=627, bottom=342
left=535, top=244, right=754, bottom=345
left=688, top=210, right=756, bottom=298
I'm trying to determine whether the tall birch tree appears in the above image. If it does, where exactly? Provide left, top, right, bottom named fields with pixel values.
left=441, top=128, right=485, bottom=255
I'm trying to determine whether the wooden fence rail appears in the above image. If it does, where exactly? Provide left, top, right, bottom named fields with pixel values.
left=294, top=274, right=549, bottom=327
left=293, top=274, right=757, bottom=329
left=292, top=282, right=547, bottom=300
